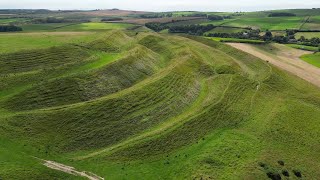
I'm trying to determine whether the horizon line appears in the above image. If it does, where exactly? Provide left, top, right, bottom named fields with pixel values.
left=0, top=7, right=319, bottom=13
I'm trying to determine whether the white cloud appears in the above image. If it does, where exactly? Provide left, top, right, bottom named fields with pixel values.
left=0, top=0, right=319, bottom=12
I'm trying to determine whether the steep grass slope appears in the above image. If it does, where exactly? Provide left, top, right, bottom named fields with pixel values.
left=0, top=31, right=320, bottom=180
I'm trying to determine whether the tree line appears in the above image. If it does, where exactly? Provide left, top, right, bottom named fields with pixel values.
left=145, top=23, right=215, bottom=34
left=142, top=13, right=230, bottom=21
left=140, top=13, right=173, bottom=18
left=207, top=15, right=224, bottom=21
left=32, top=17, right=89, bottom=24
left=169, top=24, right=215, bottom=35
left=0, top=25, right=22, bottom=32
left=268, top=12, right=296, bottom=17
left=206, top=30, right=261, bottom=40
left=145, top=22, right=169, bottom=32
left=101, top=17, right=123, bottom=22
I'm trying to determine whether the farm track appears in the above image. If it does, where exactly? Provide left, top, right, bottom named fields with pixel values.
left=43, top=160, right=104, bottom=180
left=227, top=43, right=320, bottom=88
left=299, top=16, right=311, bottom=30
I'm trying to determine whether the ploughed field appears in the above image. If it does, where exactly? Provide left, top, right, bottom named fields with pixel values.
left=1, top=30, right=320, bottom=179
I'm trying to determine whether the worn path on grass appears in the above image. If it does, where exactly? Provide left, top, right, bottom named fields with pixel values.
left=43, top=160, right=104, bottom=180
left=228, top=43, right=320, bottom=88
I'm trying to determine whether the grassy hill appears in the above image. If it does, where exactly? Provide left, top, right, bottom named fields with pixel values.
left=0, top=30, right=320, bottom=179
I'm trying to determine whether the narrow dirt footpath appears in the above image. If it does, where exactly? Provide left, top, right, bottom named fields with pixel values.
left=227, top=43, right=320, bottom=88
left=43, top=160, right=104, bottom=180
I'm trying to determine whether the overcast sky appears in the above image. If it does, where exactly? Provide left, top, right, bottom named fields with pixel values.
left=1, top=0, right=320, bottom=12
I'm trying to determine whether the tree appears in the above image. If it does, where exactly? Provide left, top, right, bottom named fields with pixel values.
left=145, top=22, right=168, bottom=32
left=168, top=24, right=215, bottom=35
left=286, top=29, right=296, bottom=39
left=264, top=30, right=273, bottom=41
left=268, top=12, right=296, bottom=17
left=272, top=36, right=289, bottom=43
left=207, top=15, right=223, bottom=21
left=299, top=36, right=306, bottom=42
left=0, top=25, right=22, bottom=32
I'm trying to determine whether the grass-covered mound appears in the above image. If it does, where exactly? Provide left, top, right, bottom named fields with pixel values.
left=0, top=30, right=320, bottom=179
left=0, top=45, right=91, bottom=74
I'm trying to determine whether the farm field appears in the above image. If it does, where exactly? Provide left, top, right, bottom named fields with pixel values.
left=269, top=9, right=320, bottom=16
left=0, top=18, right=28, bottom=24
left=200, top=19, right=236, bottom=26
left=56, top=22, right=134, bottom=31
left=166, top=18, right=209, bottom=26
left=204, top=27, right=246, bottom=35
left=228, top=42, right=320, bottom=86
left=0, top=32, right=105, bottom=54
left=20, top=23, right=78, bottom=31
left=207, top=37, right=265, bottom=44
left=0, top=8, right=320, bottom=180
left=221, top=17, right=304, bottom=30
left=265, top=31, right=286, bottom=36
left=301, top=16, right=320, bottom=30
left=287, top=44, right=319, bottom=52
left=20, top=22, right=134, bottom=32
left=295, top=32, right=320, bottom=39
left=300, top=53, right=320, bottom=68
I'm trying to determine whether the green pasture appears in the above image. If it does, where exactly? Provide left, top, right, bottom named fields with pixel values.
left=287, top=44, right=319, bottom=52
left=300, top=53, right=320, bottom=67
left=204, top=27, right=246, bottom=35
left=19, top=22, right=133, bottom=32
left=56, top=22, right=134, bottom=31
left=295, top=32, right=320, bottom=39
left=301, top=16, right=320, bottom=30
left=0, top=32, right=105, bottom=54
left=0, top=18, right=28, bottom=24
left=222, top=17, right=304, bottom=30
left=207, top=37, right=265, bottom=44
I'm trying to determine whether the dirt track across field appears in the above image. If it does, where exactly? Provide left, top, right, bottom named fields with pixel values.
left=228, top=43, right=320, bottom=88
left=43, top=160, right=104, bottom=180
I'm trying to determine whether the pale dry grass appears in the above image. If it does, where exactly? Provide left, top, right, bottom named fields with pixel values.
left=228, top=43, right=320, bottom=88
